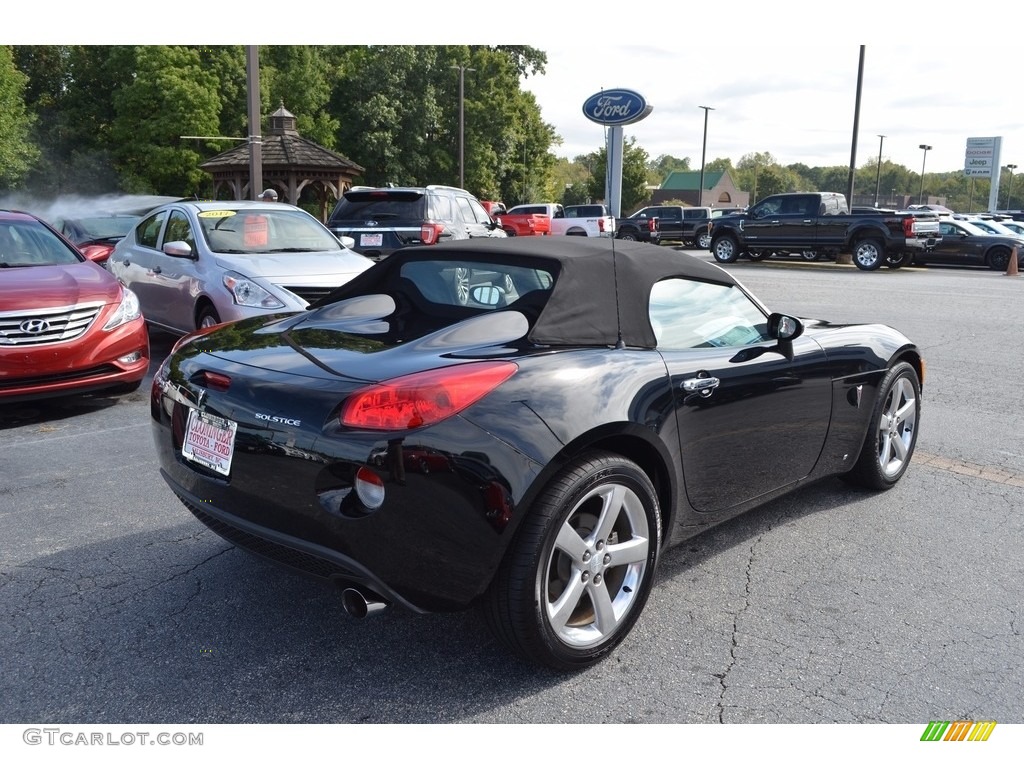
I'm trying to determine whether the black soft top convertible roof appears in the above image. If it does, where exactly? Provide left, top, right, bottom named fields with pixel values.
left=318, top=237, right=739, bottom=348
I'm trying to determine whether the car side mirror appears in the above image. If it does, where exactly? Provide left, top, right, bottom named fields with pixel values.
left=339, top=235, right=356, bottom=249
left=163, top=240, right=194, bottom=258
left=768, top=312, right=804, bottom=341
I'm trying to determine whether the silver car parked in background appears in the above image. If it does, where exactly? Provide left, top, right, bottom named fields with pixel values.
left=108, top=200, right=374, bottom=333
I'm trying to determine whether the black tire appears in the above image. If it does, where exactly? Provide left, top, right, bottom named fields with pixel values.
left=617, top=229, right=639, bottom=242
left=484, top=451, right=661, bottom=670
left=196, top=305, right=221, bottom=329
left=842, top=361, right=921, bottom=490
left=885, top=252, right=909, bottom=269
left=711, top=235, right=740, bottom=263
left=502, top=227, right=516, bottom=237
left=746, top=250, right=770, bottom=262
left=852, top=238, right=885, bottom=270
left=696, top=231, right=712, bottom=249
left=800, top=250, right=819, bottom=261
left=985, top=246, right=1011, bottom=271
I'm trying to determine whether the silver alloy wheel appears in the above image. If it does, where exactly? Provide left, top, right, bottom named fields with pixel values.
left=619, top=231, right=638, bottom=241
left=874, top=373, right=918, bottom=481
left=542, top=482, right=650, bottom=649
left=801, top=250, right=818, bottom=261
left=198, top=308, right=220, bottom=329
left=697, top=232, right=712, bottom=249
left=853, top=239, right=884, bottom=269
left=712, top=237, right=738, bottom=262
left=453, top=267, right=470, bottom=305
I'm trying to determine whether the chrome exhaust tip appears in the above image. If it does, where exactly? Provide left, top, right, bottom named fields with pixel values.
left=341, top=587, right=389, bottom=619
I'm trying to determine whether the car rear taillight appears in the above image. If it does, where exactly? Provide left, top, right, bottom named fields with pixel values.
left=598, top=218, right=607, bottom=233
left=647, top=218, right=658, bottom=232
left=340, top=361, right=518, bottom=430
left=903, top=217, right=915, bottom=237
left=420, top=223, right=445, bottom=245
left=201, top=371, right=232, bottom=391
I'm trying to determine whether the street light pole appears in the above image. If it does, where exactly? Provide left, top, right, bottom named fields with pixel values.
left=698, top=106, right=714, bottom=207
left=918, top=144, right=932, bottom=205
left=874, top=135, right=886, bottom=206
left=1005, top=164, right=1018, bottom=209
left=451, top=65, right=475, bottom=190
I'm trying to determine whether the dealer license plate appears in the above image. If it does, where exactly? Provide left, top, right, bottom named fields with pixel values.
left=360, top=233, right=383, bottom=247
left=182, top=409, right=237, bottom=476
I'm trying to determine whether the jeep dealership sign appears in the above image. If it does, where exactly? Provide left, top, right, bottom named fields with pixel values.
left=963, top=136, right=1001, bottom=178
left=582, top=89, right=653, bottom=126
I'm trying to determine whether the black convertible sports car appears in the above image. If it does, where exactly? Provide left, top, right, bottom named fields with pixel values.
left=151, top=238, right=923, bottom=670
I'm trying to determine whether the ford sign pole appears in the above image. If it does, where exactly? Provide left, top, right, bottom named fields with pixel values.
left=582, top=89, right=653, bottom=219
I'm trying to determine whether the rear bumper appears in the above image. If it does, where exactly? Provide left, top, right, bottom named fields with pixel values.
left=904, top=235, right=941, bottom=251
left=162, top=470, right=427, bottom=613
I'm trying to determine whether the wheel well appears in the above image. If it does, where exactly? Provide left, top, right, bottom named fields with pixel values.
left=893, top=349, right=925, bottom=391
left=568, top=432, right=675, bottom=544
left=194, top=298, right=218, bottom=328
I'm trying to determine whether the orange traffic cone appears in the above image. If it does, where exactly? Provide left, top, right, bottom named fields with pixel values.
left=1008, top=245, right=1020, bottom=276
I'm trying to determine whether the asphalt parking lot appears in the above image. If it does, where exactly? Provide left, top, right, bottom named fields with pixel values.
left=2, top=252, right=1022, bottom=727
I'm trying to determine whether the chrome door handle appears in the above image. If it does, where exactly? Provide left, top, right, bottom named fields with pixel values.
left=682, top=376, right=720, bottom=397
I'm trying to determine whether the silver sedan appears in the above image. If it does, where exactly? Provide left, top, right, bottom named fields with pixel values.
left=108, top=200, right=374, bottom=333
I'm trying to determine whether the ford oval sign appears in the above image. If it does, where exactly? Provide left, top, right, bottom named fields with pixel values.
left=582, top=89, right=653, bottom=126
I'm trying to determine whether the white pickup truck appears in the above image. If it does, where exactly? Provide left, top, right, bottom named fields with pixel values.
left=506, top=203, right=615, bottom=238
left=553, top=204, right=615, bottom=238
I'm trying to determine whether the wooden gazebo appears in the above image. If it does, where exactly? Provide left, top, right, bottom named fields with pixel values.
left=200, top=104, right=365, bottom=221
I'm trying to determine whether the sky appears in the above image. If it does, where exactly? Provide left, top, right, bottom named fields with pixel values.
left=519, top=42, right=1022, bottom=177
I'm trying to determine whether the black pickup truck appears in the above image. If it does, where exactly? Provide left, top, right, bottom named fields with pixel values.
left=706, top=192, right=942, bottom=270
left=616, top=205, right=715, bottom=247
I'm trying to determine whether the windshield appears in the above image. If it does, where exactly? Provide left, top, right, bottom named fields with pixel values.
left=63, top=215, right=138, bottom=242
left=197, top=209, right=345, bottom=255
left=329, top=191, right=426, bottom=223
left=0, top=219, right=83, bottom=268
left=952, top=221, right=993, bottom=237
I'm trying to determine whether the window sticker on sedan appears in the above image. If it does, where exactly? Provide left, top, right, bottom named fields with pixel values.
left=182, top=409, right=237, bottom=476
left=198, top=211, right=239, bottom=219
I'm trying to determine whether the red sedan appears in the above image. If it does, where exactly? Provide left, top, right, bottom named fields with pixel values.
left=0, top=209, right=150, bottom=402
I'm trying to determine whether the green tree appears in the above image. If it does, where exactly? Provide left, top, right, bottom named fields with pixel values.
left=0, top=46, right=39, bottom=190
left=13, top=45, right=134, bottom=194
left=577, top=136, right=651, bottom=212
left=649, top=154, right=691, bottom=186
left=331, top=45, right=550, bottom=202
left=110, top=46, right=223, bottom=195
left=705, top=157, right=734, bottom=173
left=260, top=46, right=340, bottom=148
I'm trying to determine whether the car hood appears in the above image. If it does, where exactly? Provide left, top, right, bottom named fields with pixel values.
left=213, top=250, right=372, bottom=283
left=195, top=296, right=530, bottom=383
left=0, top=261, right=121, bottom=310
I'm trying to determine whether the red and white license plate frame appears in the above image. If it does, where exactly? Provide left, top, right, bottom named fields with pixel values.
left=182, top=408, right=237, bottom=476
